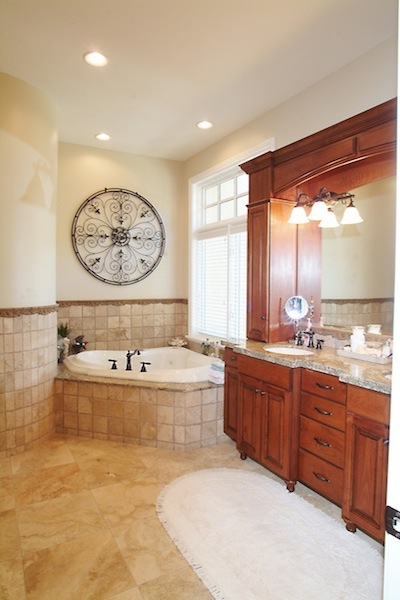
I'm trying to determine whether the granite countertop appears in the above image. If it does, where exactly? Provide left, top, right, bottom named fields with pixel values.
left=226, top=341, right=392, bottom=395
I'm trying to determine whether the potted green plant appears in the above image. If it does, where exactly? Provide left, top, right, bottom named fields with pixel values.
left=57, top=323, right=71, bottom=339
left=57, top=323, right=71, bottom=362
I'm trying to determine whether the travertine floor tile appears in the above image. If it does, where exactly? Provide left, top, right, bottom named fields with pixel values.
left=13, top=462, right=88, bottom=506
left=18, top=490, right=108, bottom=552
left=92, top=478, right=163, bottom=527
left=76, top=453, right=149, bottom=489
left=0, top=476, right=15, bottom=511
left=0, top=457, right=12, bottom=477
left=10, top=438, right=75, bottom=476
left=113, top=514, right=187, bottom=585
left=0, top=509, right=21, bottom=561
left=138, top=565, right=213, bottom=600
left=0, top=557, right=26, bottom=600
left=23, top=531, right=136, bottom=600
left=109, top=587, right=144, bottom=599
left=0, top=433, right=382, bottom=599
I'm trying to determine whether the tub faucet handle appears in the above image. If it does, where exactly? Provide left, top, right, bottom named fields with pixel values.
left=140, top=361, right=151, bottom=373
left=108, top=359, right=118, bottom=370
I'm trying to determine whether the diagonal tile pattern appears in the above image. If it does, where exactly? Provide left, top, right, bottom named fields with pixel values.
left=0, top=434, right=382, bottom=599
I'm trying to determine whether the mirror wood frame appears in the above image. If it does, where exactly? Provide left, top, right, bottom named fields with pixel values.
left=241, top=98, right=396, bottom=342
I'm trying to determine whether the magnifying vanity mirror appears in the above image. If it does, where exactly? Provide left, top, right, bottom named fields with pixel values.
left=284, top=296, right=309, bottom=321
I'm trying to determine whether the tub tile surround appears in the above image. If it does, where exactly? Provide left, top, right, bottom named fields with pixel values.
left=321, top=298, right=394, bottom=332
left=0, top=308, right=57, bottom=458
left=57, top=299, right=188, bottom=351
left=55, top=374, right=224, bottom=450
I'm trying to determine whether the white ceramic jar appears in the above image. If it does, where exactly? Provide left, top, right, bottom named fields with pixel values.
left=350, top=326, right=366, bottom=353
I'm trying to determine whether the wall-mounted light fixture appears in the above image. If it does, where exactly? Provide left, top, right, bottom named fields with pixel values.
left=288, top=187, right=363, bottom=228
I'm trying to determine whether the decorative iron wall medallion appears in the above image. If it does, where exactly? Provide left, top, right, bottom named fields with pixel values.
left=72, top=188, right=166, bottom=285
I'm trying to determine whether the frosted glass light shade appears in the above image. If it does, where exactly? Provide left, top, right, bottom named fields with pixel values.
left=340, top=204, right=363, bottom=225
left=308, top=200, right=329, bottom=221
left=318, top=208, right=339, bottom=228
left=288, top=205, right=309, bottom=224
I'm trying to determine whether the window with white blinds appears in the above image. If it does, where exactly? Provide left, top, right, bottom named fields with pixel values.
left=190, top=166, right=248, bottom=342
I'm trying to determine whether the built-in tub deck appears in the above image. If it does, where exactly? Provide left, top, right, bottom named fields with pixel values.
left=55, top=367, right=224, bottom=450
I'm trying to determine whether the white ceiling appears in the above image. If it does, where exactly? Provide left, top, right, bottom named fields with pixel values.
left=0, top=0, right=397, bottom=161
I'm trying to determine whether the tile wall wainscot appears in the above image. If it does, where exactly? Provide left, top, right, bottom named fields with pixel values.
left=55, top=373, right=225, bottom=450
left=321, top=298, right=394, bottom=333
left=0, top=306, right=58, bottom=457
left=57, top=299, right=188, bottom=350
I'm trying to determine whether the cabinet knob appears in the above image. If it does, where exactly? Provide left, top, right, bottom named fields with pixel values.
left=383, top=438, right=390, bottom=446
left=260, top=391, right=267, bottom=395
left=254, top=388, right=260, bottom=393
left=260, top=315, right=266, bottom=320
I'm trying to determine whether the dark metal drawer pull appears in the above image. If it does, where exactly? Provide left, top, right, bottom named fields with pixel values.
left=314, top=406, right=332, bottom=416
left=313, top=471, right=331, bottom=483
left=316, top=382, right=334, bottom=390
left=314, top=437, right=332, bottom=447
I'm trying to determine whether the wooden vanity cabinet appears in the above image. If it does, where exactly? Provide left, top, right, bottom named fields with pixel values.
left=342, top=385, right=390, bottom=542
left=236, top=354, right=299, bottom=490
left=298, top=369, right=347, bottom=505
left=223, top=347, right=239, bottom=441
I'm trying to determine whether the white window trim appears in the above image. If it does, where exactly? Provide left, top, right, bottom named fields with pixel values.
left=188, top=138, right=275, bottom=343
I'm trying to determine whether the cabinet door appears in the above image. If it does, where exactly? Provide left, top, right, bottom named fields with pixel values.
left=247, top=203, right=268, bottom=341
left=259, top=384, right=291, bottom=480
left=224, top=367, right=239, bottom=440
left=343, top=413, right=389, bottom=541
left=237, top=374, right=262, bottom=459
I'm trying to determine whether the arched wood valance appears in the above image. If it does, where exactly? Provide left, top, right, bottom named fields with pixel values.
left=241, top=98, right=396, bottom=201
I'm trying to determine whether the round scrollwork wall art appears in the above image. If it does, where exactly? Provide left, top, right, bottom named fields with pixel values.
left=72, top=188, right=166, bottom=285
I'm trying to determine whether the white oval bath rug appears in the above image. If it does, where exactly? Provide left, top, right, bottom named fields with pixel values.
left=157, top=468, right=383, bottom=600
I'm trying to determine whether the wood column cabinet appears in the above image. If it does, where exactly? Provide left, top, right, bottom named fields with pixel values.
left=343, top=385, right=390, bottom=542
left=298, top=369, right=347, bottom=506
left=236, top=354, right=299, bottom=490
left=223, top=347, right=239, bottom=441
left=247, top=198, right=321, bottom=343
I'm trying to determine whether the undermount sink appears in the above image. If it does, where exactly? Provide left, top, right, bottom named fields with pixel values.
left=264, top=346, right=314, bottom=356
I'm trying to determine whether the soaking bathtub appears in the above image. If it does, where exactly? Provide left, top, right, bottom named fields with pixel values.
left=63, top=346, right=217, bottom=383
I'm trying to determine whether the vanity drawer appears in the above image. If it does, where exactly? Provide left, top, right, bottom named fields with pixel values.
left=298, top=449, right=343, bottom=505
left=300, top=392, right=346, bottom=431
left=301, top=369, right=346, bottom=404
left=299, top=415, right=345, bottom=468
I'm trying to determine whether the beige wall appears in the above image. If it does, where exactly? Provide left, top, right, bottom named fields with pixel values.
left=184, top=37, right=397, bottom=180
left=57, top=143, right=187, bottom=301
left=0, top=72, right=58, bottom=308
left=55, top=36, right=396, bottom=306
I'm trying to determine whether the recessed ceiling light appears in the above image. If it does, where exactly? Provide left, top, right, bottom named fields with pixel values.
left=83, top=51, right=108, bottom=67
left=95, top=133, right=110, bottom=141
left=197, top=120, right=213, bottom=130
